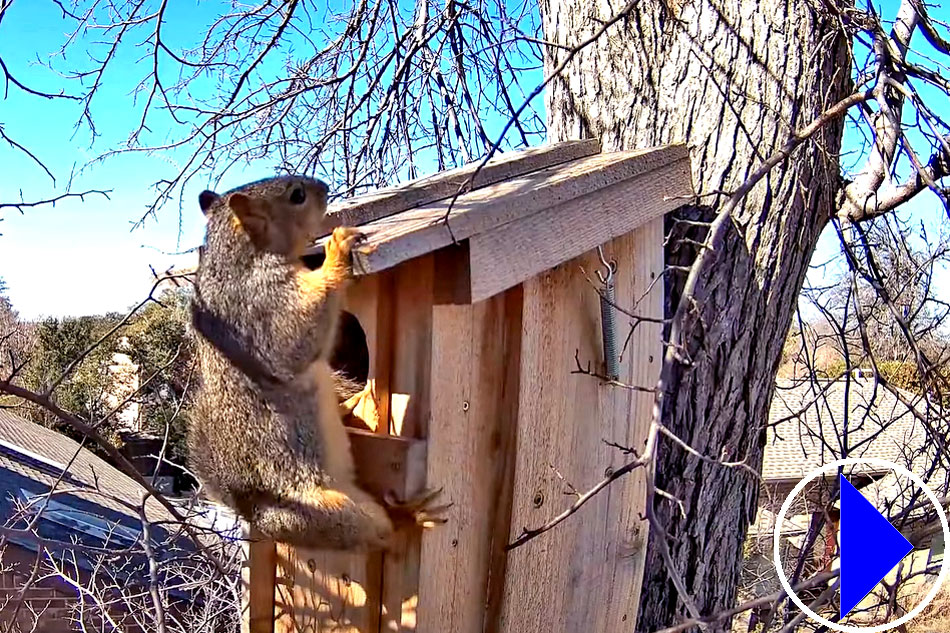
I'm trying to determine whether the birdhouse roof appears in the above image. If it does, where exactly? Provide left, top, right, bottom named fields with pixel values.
left=307, top=139, right=693, bottom=303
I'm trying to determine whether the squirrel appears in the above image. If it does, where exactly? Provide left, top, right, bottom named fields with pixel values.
left=187, top=175, right=442, bottom=550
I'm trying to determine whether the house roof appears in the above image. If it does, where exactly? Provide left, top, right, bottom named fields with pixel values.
left=762, top=376, right=930, bottom=482
left=306, top=140, right=693, bottom=303
left=0, top=409, right=168, bottom=527
left=0, top=410, right=215, bottom=607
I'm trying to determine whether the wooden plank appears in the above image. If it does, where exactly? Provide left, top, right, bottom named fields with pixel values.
left=240, top=529, right=252, bottom=633
left=387, top=255, right=435, bottom=438
left=467, top=156, right=691, bottom=302
left=590, top=220, right=661, bottom=633
left=479, top=289, right=522, bottom=633
left=252, top=260, right=427, bottom=633
left=432, top=243, right=472, bottom=306
left=496, top=258, right=575, bottom=633
left=416, top=301, right=474, bottom=633
left=356, top=145, right=686, bottom=261
left=379, top=535, right=418, bottom=632
left=251, top=259, right=436, bottom=633
left=306, top=145, right=690, bottom=283
left=417, top=288, right=522, bottom=633
left=340, top=269, right=396, bottom=433
left=351, top=147, right=687, bottom=274
left=273, top=543, right=296, bottom=633
left=378, top=255, right=436, bottom=631
left=342, top=275, right=384, bottom=432
left=324, top=140, right=601, bottom=229
left=274, top=544, right=383, bottom=633
left=497, top=227, right=661, bottom=633
left=372, top=271, right=396, bottom=433
left=247, top=529, right=278, bottom=633
left=271, top=429, right=423, bottom=633
left=348, top=428, right=427, bottom=500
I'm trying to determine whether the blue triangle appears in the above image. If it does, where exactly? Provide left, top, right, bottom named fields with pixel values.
left=839, top=474, right=913, bottom=619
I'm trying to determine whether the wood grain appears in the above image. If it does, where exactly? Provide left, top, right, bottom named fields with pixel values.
left=250, top=143, right=675, bottom=633
left=468, top=157, right=690, bottom=302
left=269, top=263, right=431, bottom=633
left=496, top=224, right=662, bottom=633
left=305, top=146, right=690, bottom=292
left=348, top=428, right=427, bottom=500
left=353, top=146, right=686, bottom=274
left=324, top=140, right=601, bottom=229
left=273, top=544, right=383, bottom=633
left=417, top=288, right=522, bottom=633
left=247, top=530, right=278, bottom=633
left=600, top=217, right=663, bottom=633
left=387, top=255, right=435, bottom=438
left=343, top=275, right=387, bottom=432
left=269, top=427, right=424, bottom=633
left=380, top=255, right=436, bottom=631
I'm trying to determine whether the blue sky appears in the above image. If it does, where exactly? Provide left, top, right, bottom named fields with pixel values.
left=0, top=0, right=947, bottom=320
left=2, top=1, right=438, bottom=318
left=0, top=0, right=543, bottom=318
left=0, top=1, right=299, bottom=318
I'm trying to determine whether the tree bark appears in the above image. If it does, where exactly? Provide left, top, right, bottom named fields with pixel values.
left=539, top=0, right=851, bottom=629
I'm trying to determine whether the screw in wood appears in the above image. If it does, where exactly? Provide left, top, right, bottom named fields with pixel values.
left=533, top=491, right=544, bottom=508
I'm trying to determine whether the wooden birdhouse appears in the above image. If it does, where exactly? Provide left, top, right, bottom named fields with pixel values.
left=242, top=139, right=694, bottom=633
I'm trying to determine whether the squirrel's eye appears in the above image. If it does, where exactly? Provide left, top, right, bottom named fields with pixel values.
left=289, top=187, right=306, bottom=205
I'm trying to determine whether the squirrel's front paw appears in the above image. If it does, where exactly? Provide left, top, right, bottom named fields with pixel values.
left=324, top=226, right=365, bottom=273
left=384, top=488, right=451, bottom=530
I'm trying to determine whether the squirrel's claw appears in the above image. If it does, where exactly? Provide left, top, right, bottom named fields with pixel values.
left=384, top=487, right=451, bottom=529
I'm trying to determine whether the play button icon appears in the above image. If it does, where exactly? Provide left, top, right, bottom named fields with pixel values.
left=838, top=474, right=913, bottom=618
left=773, top=458, right=950, bottom=632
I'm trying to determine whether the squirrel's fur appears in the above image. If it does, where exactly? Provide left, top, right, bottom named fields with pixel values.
left=187, top=175, right=393, bottom=550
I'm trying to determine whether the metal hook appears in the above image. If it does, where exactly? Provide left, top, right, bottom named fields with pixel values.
left=596, top=245, right=617, bottom=285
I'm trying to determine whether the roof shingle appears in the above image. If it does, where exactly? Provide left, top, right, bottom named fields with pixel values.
left=763, top=377, right=929, bottom=481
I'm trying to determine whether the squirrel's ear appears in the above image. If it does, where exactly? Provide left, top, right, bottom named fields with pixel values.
left=228, top=193, right=267, bottom=241
left=198, top=190, right=219, bottom=214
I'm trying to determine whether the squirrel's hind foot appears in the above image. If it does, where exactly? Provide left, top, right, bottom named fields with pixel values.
left=383, top=487, right=451, bottom=530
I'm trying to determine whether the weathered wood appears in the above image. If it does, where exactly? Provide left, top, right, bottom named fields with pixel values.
left=273, top=544, right=295, bottom=633
left=247, top=530, right=278, bottom=633
left=497, top=225, right=661, bottom=633
left=376, top=536, right=411, bottom=632
left=251, top=142, right=679, bottom=633
left=598, top=218, right=663, bottom=633
left=306, top=146, right=689, bottom=286
left=353, top=146, right=685, bottom=274
left=273, top=544, right=383, bottom=633
left=417, top=287, right=522, bottom=633
left=267, top=428, right=424, bottom=633
left=387, top=255, right=435, bottom=437
left=468, top=156, right=691, bottom=302
left=378, top=254, right=437, bottom=631
left=343, top=274, right=390, bottom=432
left=432, top=243, right=472, bottom=306
left=324, top=139, right=601, bottom=229
left=348, top=428, right=427, bottom=500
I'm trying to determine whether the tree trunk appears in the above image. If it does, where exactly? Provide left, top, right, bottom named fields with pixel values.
left=540, top=0, right=851, bottom=629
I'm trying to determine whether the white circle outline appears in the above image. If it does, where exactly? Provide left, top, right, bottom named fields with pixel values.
left=772, top=457, right=949, bottom=633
